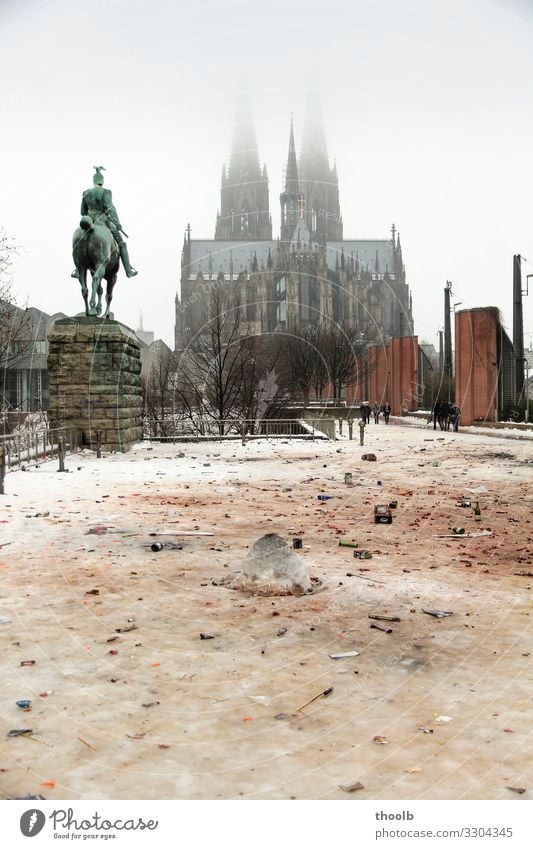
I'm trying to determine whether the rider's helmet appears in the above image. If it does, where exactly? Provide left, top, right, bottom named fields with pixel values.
left=93, top=165, right=106, bottom=186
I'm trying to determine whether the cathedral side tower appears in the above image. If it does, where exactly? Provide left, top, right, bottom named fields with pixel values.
left=215, top=100, right=272, bottom=240
left=298, top=96, right=343, bottom=242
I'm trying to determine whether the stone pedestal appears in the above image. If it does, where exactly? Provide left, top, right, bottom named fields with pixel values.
left=47, top=317, right=143, bottom=452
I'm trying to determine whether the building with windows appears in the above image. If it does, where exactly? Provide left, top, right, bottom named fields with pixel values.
left=0, top=304, right=67, bottom=412
left=175, top=105, right=414, bottom=351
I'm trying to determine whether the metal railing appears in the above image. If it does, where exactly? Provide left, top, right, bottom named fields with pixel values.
left=0, top=426, right=81, bottom=472
left=143, top=417, right=336, bottom=442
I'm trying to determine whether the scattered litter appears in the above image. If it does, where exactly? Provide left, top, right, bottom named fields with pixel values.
left=151, top=542, right=163, bottom=552
left=405, top=767, right=422, bottom=774
left=422, top=610, right=453, bottom=618
left=371, top=622, right=393, bottom=633
left=149, top=531, right=214, bottom=537
left=339, top=780, right=364, bottom=793
left=200, top=633, right=215, bottom=640
left=466, top=486, right=489, bottom=494
left=317, top=495, right=333, bottom=501
left=369, top=615, right=401, bottom=622
left=20, top=660, right=36, bottom=667
left=362, top=454, right=377, bottom=461
left=338, top=539, right=359, bottom=548
left=435, top=715, right=453, bottom=723
left=297, top=687, right=334, bottom=712
left=346, top=572, right=386, bottom=584
left=433, top=531, right=492, bottom=539
left=329, top=650, right=360, bottom=659
left=0, top=616, right=11, bottom=625
left=277, top=627, right=287, bottom=637
left=274, top=713, right=289, bottom=720
left=9, top=794, right=46, bottom=800
left=39, top=691, right=53, bottom=698
left=514, top=572, right=533, bottom=577
left=115, top=624, right=137, bottom=633
left=40, top=780, right=56, bottom=788
left=292, top=538, right=303, bottom=549
left=142, top=701, right=160, bottom=708
left=16, top=700, right=32, bottom=709
left=506, top=787, right=526, bottom=795
left=418, top=726, right=434, bottom=734
left=158, top=744, right=171, bottom=749
left=389, top=500, right=398, bottom=508
left=353, top=550, right=373, bottom=559
left=78, top=737, right=96, bottom=751
left=374, top=504, right=393, bottom=524
left=373, top=735, right=388, bottom=744
left=7, top=729, right=33, bottom=737
left=85, top=588, right=99, bottom=595
left=242, top=716, right=253, bottom=722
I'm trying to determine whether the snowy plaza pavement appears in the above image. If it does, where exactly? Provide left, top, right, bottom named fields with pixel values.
left=0, top=422, right=531, bottom=800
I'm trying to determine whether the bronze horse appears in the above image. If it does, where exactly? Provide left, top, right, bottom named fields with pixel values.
left=72, top=215, right=120, bottom=318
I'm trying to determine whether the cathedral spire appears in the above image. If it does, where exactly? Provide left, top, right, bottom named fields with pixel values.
left=215, top=97, right=271, bottom=240
left=285, top=114, right=299, bottom=193
left=298, top=91, right=342, bottom=241
left=280, top=115, right=304, bottom=242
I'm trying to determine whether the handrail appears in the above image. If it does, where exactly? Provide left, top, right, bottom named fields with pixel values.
left=0, top=426, right=81, bottom=471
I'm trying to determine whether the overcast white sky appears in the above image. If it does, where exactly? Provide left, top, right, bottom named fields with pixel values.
left=1, top=0, right=532, bottom=349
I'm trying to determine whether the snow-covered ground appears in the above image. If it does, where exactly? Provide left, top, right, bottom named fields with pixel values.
left=0, top=423, right=531, bottom=800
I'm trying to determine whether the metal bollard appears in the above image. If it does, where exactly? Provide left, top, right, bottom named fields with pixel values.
left=58, top=435, right=66, bottom=473
left=96, top=430, right=102, bottom=459
left=339, top=418, right=343, bottom=435
left=359, top=420, right=365, bottom=446
left=241, top=423, right=246, bottom=447
left=348, top=420, right=353, bottom=440
left=0, top=445, right=6, bottom=495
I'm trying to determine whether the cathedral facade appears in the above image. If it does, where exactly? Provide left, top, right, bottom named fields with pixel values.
left=175, top=108, right=413, bottom=351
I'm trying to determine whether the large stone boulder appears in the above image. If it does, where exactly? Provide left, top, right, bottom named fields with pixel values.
left=232, top=533, right=313, bottom=596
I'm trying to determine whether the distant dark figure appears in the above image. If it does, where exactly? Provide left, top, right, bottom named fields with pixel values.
left=383, top=402, right=391, bottom=424
left=361, top=401, right=371, bottom=424
left=449, top=404, right=460, bottom=432
left=373, top=403, right=380, bottom=424
left=433, top=399, right=441, bottom=431
left=443, top=401, right=454, bottom=431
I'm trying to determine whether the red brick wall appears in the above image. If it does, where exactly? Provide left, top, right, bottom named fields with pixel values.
left=367, top=344, right=390, bottom=407
left=346, top=337, right=420, bottom=415
left=390, top=336, right=420, bottom=415
left=455, top=308, right=499, bottom=425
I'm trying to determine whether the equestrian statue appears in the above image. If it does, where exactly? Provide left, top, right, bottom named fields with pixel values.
left=72, top=166, right=137, bottom=318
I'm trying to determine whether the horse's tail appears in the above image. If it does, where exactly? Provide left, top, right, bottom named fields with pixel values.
left=79, top=215, right=93, bottom=231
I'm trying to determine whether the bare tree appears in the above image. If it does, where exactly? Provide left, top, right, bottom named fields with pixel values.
left=318, top=322, right=365, bottom=399
left=280, top=322, right=324, bottom=405
left=1, top=229, right=33, bottom=427
left=142, top=345, right=178, bottom=437
left=174, top=283, right=249, bottom=434
left=233, top=335, right=286, bottom=426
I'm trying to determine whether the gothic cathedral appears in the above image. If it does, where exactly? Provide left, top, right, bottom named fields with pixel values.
left=175, top=103, right=413, bottom=351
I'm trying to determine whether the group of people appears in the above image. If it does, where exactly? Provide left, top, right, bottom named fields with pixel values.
left=360, top=401, right=391, bottom=425
left=433, top=399, right=461, bottom=432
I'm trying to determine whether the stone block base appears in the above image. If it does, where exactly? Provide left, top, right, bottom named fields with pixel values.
left=47, top=317, right=143, bottom=452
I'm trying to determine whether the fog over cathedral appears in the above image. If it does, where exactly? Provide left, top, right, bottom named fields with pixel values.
left=175, top=98, right=413, bottom=350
